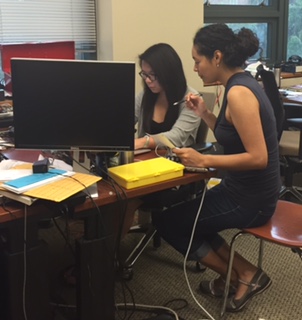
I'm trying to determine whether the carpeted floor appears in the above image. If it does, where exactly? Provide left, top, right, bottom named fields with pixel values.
left=114, top=229, right=302, bottom=320
left=38, top=173, right=302, bottom=320
left=40, top=213, right=302, bottom=320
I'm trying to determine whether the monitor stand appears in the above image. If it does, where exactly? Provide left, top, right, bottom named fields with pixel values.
left=72, top=150, right=91, bottom=174
left=72, top=150, right=98, bottom=198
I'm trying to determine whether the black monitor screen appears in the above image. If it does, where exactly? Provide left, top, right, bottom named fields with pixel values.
left=11, top=58, right=135, bottom=151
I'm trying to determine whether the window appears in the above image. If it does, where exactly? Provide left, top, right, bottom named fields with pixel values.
left=0, top=0, right=97, bottom=60
left=204, top=0, right=291, bottom=66
left=287, top=0, right=302, bottom=60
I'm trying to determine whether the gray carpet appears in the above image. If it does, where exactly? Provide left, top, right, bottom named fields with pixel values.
left=115, top=229, right=302, bottom=320
left=40, top=171, right=302, bottom=319
left=40, top=218, right=302, bottom=320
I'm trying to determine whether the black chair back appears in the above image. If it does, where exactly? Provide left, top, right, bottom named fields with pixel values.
left=255, top=64, right=285, bottom=141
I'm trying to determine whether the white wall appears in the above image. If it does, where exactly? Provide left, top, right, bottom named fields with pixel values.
left=97, top=0, right=205, bottom=93
left=96, top=1, right=221, bottom=142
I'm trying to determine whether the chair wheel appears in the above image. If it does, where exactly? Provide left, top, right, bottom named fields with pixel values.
left=121, top=267, right=133, bottom=281
left=196, top=262, right=207, bottom=272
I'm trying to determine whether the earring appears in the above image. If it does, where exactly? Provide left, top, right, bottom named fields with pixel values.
left=216, top=64, right=220, bottom=67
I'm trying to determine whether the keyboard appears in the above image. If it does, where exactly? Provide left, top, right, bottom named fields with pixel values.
left=134, top=148, right=151, bottom=155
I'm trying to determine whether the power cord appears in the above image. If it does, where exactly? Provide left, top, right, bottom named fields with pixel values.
left=116, top=303, right=180, bottom=320
left=23, top=204, right=29, bottom=320
left=182, top=180, right=216, bottom=320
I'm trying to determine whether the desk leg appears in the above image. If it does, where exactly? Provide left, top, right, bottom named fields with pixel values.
left=75, top=235, right=115, bottom=320
left=0, top=218, right=52, bottom=320
left=75, top=206, right=116, bottom=320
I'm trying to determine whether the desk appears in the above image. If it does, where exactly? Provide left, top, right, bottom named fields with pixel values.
left=0, top=149, right=215, bottom=320
left=283, top=94, right=302, bottom=104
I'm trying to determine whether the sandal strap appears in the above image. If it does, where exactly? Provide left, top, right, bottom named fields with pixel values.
left=238, top=269, right=265, bottom=288
left=238, top=278, right=256, bottom=287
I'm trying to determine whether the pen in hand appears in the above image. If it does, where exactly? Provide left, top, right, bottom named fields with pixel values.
left=173, top=93, right=203, bottom=106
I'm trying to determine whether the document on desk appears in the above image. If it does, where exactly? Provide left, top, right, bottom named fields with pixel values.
left=23, top=172, right=101, bottom=202
left=0, top=169, right=33, bottom=182
left=0, top=188, right=38, bottom=206
left=1, top=169, right=75, bottom=194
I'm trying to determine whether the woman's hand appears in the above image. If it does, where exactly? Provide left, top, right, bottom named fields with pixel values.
left=135, top=137, right=147, bottom=150
left=135, top=136, right=153, bottom=150
left=173, top=147, right=205, bottom=167
left=185, top=93, right=207, bottom=118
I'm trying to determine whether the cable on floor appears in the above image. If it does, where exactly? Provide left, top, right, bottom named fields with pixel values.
left=182, top=180, right=217, bottom=320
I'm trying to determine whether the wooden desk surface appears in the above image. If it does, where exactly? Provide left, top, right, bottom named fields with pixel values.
left=0, top=149, right=215, bottom=222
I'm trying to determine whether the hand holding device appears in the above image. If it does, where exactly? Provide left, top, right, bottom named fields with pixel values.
left=173, top=147, right=205, bottom=167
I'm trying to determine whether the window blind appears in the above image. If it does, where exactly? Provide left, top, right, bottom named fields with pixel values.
left=0, top=0, right=96, bottom=56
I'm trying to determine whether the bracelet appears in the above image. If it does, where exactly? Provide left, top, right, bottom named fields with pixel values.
left=143, top=135, right=150, bottom=148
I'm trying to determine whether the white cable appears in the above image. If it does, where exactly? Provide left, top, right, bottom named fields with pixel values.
left=115, top=302, right=179, bottom=319
left=23, top=204, right=28, bottom=320
left=182, top=180, right=216, bottom=320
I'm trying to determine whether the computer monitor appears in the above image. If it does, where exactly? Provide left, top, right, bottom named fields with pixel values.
left=11, top=58, right=135, bottom=152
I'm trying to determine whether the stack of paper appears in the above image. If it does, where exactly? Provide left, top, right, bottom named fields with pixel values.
left=24, top=172, right=101, bottom=202
left=2, top=169, right=75, bottom=194
left=0, top=189, right=37, bottom=206
left=0, top=169, right=101, bottom=203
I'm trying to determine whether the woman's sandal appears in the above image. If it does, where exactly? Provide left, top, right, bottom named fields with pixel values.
left=226, top=268, right=272, bottom=312
left=199, top=277, right=237, bottom=298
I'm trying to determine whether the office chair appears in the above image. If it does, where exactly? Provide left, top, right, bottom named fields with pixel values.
left=279, top=102, right=302, bottom=202
left=255, top=65, right=302, bottom=203
left=255, top=64, right=285, bottom=141
left=218, top=67, right=302, bottom=317
left=220, top=200, right=302, bottom=318
left=122, top=92, right=217, bottom=280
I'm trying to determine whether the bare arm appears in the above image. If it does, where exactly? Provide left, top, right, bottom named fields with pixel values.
left=135, top=135, right=156, bottom=149
left=174, top=86, right=268, bottom=171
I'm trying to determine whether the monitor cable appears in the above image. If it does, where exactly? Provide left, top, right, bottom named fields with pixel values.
left=23, top=204, right=29, bottom=320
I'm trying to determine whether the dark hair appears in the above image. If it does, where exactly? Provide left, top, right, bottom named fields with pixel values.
left=138, top=43, right=187, bottom=133
left=193, top=23, right=259, bottom=68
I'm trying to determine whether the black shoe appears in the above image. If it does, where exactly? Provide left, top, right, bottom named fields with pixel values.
left=226, top=269, right=271, bottom=312
left=199, top=277, right=236, bottom=298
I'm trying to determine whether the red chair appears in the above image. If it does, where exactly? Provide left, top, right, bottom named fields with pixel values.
left=221, top=200, right=302, bottom=317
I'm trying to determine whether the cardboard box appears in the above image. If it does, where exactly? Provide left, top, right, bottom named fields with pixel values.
left=108, top=157, right=184, bottom=189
